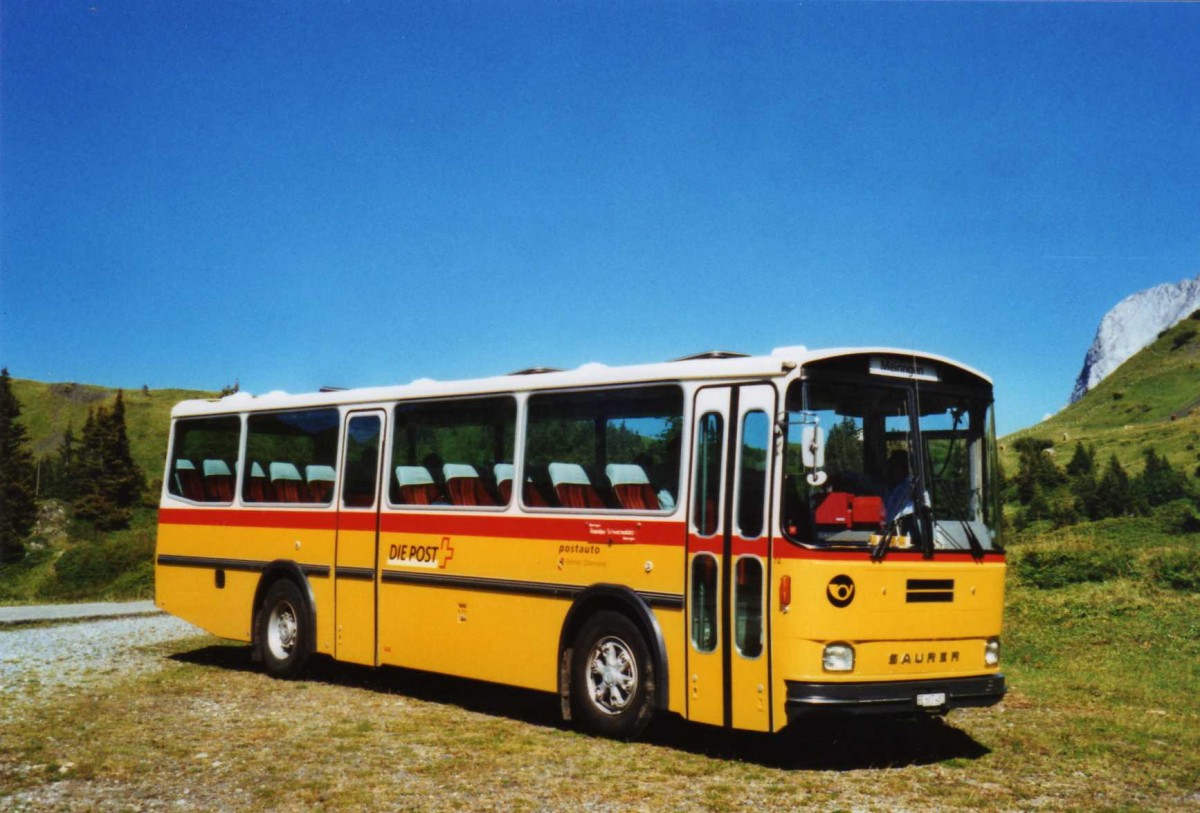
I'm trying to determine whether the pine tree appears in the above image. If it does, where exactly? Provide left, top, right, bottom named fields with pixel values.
left=0, top=369, right=38, bottom=563
left=73, top=408, right=117, bottom=526
left=1136, top=448, right=1192, bottom=509
left=1065, top=442, right=1096, bottom=478
left=1012, top=437, right=1064, bottom=509
left=104, top=391, right=145, bottom=509
left=73, top=393, right=145, bottom=530
left=1065, top=442, right=1100, bottom=520
left=1095, top=455, right=1134, bottom=519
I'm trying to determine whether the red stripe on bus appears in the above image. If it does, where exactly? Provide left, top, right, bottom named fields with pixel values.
left=158, top=507, right=338, bottom=531
left=377, top=513, right=684, bottom=546
left=158, top=509, right=1002, bottom=561
left=337, top=512, right=379, bottom=532
left=158, top=507, right=686, bottom=546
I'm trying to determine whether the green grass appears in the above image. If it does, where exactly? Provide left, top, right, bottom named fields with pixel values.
left=1, top=569, right=1198, bottom=811
left=1, top=500, right=1196, bottom=807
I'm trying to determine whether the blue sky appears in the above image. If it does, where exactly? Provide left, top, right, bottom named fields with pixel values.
left=2, top=1, right=1197, bottom=435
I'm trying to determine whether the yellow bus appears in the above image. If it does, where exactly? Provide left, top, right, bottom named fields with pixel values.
left=156, top=347, right=1005, bottom=738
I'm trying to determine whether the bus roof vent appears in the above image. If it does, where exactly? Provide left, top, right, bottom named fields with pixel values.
left=671, top=350, right=750, bottom=362
left=319, top=386, right=347, bottom=393
left=508, top=366, right=563, bottom=376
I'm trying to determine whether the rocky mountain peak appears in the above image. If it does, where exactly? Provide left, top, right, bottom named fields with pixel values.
left=1070, top=273, right=1200, bottom=403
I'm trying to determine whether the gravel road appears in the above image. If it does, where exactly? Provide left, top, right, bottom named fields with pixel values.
left=0, top=614, right=202, bottom=721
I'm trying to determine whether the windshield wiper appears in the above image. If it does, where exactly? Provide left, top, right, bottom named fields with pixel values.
left=870, top=523, right=896, bottom=561
left=915, top=502, right=936, bottom=559
left=960, top=520, right=985, bottom=560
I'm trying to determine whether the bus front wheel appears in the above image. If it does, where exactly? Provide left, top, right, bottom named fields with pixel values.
left=570, top=611, right=655, bottom=739
left=256, top=579, right=313, bottom=679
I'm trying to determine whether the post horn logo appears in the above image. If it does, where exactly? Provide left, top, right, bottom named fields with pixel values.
left=827, top=575, right=855, bottom=608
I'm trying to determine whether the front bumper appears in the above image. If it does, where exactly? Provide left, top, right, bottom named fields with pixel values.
left=786, top=673, right=1006, bottom=720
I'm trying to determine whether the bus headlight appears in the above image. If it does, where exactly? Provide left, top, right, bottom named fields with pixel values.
left=985, top=638, right=1000, bottom=667
left=823, top=643, right=855, bottom=672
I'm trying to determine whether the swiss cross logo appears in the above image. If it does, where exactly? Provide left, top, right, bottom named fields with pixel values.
left=386, top=537, right=456, bottom=569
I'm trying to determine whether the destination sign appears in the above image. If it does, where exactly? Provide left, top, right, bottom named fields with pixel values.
left=869, top=356, right=940, bottom=382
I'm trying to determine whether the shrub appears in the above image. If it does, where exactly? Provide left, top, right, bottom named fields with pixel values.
left=1014, top=540, right=1129, bottom=589
left=50, top=530, right=154, bottom=598
left=1147, top=548, right=1200, bottom=591
left=1171, top=327, right=1197, bottom=351
left=1151, top=499, right=1200, bottom=534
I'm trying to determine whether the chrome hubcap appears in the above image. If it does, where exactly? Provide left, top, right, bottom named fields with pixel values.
left=586, top=636, right=637, bottom=715
left=267, top=600, right=298, bottom=660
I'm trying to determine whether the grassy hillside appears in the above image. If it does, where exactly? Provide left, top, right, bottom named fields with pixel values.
left=1003, top=311, right=1200, bottom=474
left=11, top=379, right=216, bottom=484
left=3, top=378, right=213, bottom=605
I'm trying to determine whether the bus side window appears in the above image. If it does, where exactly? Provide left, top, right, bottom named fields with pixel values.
left=342, top=415, right=381, bottom=508
left=524, top=386, right=683, bottom=512
left=694, top=412, right=723, bottom=534
left=389, top=396, right=516, bottom=509
left=167, top=416, right=241, bottom=504
left=737, top=410, right=769, bottom=539
left=243, top=409, right=339, bottom=505
left=691, top=554, right=719, bottom=652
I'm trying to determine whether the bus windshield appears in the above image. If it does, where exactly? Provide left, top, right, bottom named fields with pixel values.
left=781, top=377, right=1002, bottom=555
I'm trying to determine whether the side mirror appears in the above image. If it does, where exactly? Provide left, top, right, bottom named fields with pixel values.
left=801, top=425, right=825, bottom=468
left=801, top=425, right=828, bottom=487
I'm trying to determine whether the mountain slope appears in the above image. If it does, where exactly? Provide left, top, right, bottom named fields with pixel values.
left=12, top=379, right=216, bottom=484
left=1006, top=312, right=1200, bottom=473
left=1071, top=273, right=1200, bottom=403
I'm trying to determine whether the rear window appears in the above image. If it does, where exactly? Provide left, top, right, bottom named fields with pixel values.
left=167, top=416, right=241, bottom=503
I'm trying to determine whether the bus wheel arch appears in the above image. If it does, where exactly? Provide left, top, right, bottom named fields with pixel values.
left=251, top=562, right=317, bottom=678
left=558, top=585, right=669, bottom=737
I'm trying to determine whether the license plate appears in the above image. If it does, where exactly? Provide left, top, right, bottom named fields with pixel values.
left=917, top=692, right=946, bottom=708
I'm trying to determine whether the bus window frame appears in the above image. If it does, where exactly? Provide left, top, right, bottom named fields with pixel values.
left=383, top=393, right=518, bottom=513
left=241, top=407, right=342, bottom=509
left=163, top=413, right=244, bottom=507
left=779, top=372, right=999, bottom=551
left=519, top=382, right=686, bottom=517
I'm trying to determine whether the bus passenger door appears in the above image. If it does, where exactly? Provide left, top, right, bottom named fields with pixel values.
left=335, top=410, right=385, bottom=666
left=686, top=385, right=775, bottom=732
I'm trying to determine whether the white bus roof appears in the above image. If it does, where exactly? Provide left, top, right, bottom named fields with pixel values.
left=171, top=346, right=991, bottom=418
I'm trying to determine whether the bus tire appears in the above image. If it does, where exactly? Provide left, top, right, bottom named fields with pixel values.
left=570, top=610, right=655, bottom=739
left=256, top=579, right=313, bottom=679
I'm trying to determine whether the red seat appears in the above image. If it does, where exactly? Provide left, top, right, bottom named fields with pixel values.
left=495, top=464, right=546, bottom=508
left=245, top=462, right=268, bottom=502
left=523, top=482, right=548, bottom=507
left=201, top=459, right=234, bottom=502
left=305, top=465, right=337, bottom=503
left=395, top=465, right=440, bottom=505
left=173, top=459, right=204, bottom=501
left=444, top=464, right=496, bottom=507
left=606, top=464, right=660, bottom=510
left=549, top=462, right=604, bottom=509
left=270, top=462, right=304, bottom=503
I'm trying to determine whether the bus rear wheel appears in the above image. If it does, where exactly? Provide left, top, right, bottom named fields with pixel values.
left=570, top=611, right=655, bottom=739
left=256, top=579, right=313, bottom=679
